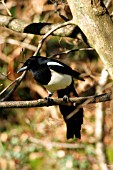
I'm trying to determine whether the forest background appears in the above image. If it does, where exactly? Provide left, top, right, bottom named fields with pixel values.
left=0, top=0, right=113, bottom=170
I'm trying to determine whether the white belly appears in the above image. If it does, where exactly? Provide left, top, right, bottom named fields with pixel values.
left=44, top=70, right=72, bottom=94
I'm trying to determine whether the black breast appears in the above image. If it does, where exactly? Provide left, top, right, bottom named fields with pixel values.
left=31, top=65, right=51, bottom=85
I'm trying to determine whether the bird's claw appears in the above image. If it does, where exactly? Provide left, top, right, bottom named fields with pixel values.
left=45, top=96, right=53, bottom=102
left=63, top=95, right=69, bottom=102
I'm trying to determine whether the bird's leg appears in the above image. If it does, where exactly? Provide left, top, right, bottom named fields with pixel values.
left=62, top=88, right=69, bottom=102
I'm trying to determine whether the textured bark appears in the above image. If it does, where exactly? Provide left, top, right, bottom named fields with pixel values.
left=67, top=0, right=113, bottom=79
left=0, top=14, right=75, bottom=37
left=0, top=92, right=112, bottom=108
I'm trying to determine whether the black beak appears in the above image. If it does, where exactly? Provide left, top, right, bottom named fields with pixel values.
left=17, top=66, right=28, bottom=73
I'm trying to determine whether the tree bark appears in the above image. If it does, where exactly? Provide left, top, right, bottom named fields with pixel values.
left=0, top=14, right=75, bottom=37
left=67, top=0, right=113, bottom=79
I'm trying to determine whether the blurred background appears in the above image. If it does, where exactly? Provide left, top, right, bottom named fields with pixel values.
left=0, top=0, right=113, bottom=169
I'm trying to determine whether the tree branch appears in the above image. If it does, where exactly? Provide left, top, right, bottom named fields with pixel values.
left=29, top=137, right=84, bottom=149
left=0, top=92, right=112, bottom=108
left=0, top=14, right=76, bottom=37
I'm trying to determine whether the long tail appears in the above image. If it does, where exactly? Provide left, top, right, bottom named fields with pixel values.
left=57, top=80, right=83, bottom=139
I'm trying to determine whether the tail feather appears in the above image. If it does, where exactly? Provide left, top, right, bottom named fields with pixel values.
left=57, top=81, right=83, bottom=139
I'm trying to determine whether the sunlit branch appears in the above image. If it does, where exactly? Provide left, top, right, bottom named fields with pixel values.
left=0, top=92, right=112, bottom=108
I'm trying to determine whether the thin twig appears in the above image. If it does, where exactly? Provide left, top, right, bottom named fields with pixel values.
left=66, top=97, right=94, bottom=120
left=0, top=71, right=27, bottom=101
left=49, top=47, right=94, bottom=58
left=33, top=20, right=75, bottom=55
left=0, top=77, right=18, bottom=96
left=1, top=0, right=11, bottom=16
left=0, top=36, right=37, bottom=51
left=105, top=0, right=112, bottom=9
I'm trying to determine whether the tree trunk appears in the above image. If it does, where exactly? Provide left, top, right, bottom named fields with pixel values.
left=67, top=0, right=113, bottom=79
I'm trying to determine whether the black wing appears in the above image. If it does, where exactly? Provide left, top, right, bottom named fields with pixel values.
left=47, top=59, right=84, bottom=81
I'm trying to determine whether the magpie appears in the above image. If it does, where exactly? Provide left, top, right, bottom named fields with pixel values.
left=17, top=56, right=84, bottom=139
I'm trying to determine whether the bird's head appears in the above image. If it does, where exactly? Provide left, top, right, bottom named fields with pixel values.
left=17, top=56, right=40, bottom=73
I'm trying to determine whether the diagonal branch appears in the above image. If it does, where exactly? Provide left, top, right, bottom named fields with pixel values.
left=0, top=71, right=27, bottom=101
left=34, top=20, right=74, bottom=55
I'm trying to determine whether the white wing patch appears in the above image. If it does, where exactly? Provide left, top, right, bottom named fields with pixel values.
left=45, top=61, right=71, bottom=94
left=47, top=61, right=64, bottom=67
